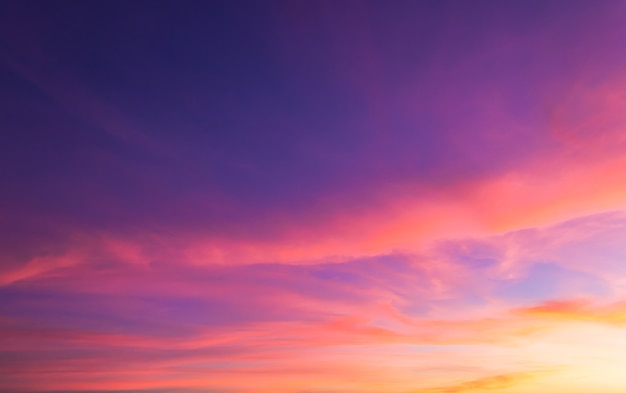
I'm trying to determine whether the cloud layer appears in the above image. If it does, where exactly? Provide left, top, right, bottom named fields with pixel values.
left=3, top=1, right=626, bottom=392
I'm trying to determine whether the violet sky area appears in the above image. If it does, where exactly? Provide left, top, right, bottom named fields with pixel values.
left=4, top=1, right=626, bottom=392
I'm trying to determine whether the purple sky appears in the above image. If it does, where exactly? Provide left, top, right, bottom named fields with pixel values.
left=4, top=1, right=626, bottom=392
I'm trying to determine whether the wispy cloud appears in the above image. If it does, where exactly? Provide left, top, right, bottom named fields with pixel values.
left=416, top=370, right=551, bottom=393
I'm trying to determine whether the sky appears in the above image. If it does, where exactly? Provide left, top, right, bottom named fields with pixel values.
left=3, top=0, right=626, bottom=392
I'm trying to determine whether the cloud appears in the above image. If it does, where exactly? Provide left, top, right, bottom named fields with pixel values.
left=516, top=298, right=626, bottom=325
left=416, top=370, right=551, bottom=393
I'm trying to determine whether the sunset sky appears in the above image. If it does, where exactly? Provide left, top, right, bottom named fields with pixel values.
left=4, top=1, right=626, bottom=392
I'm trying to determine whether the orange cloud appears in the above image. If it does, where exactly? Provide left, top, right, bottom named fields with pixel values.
left=416, top=370, right=551, bottom=393
left=516, top=299, right=626, bottom=325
